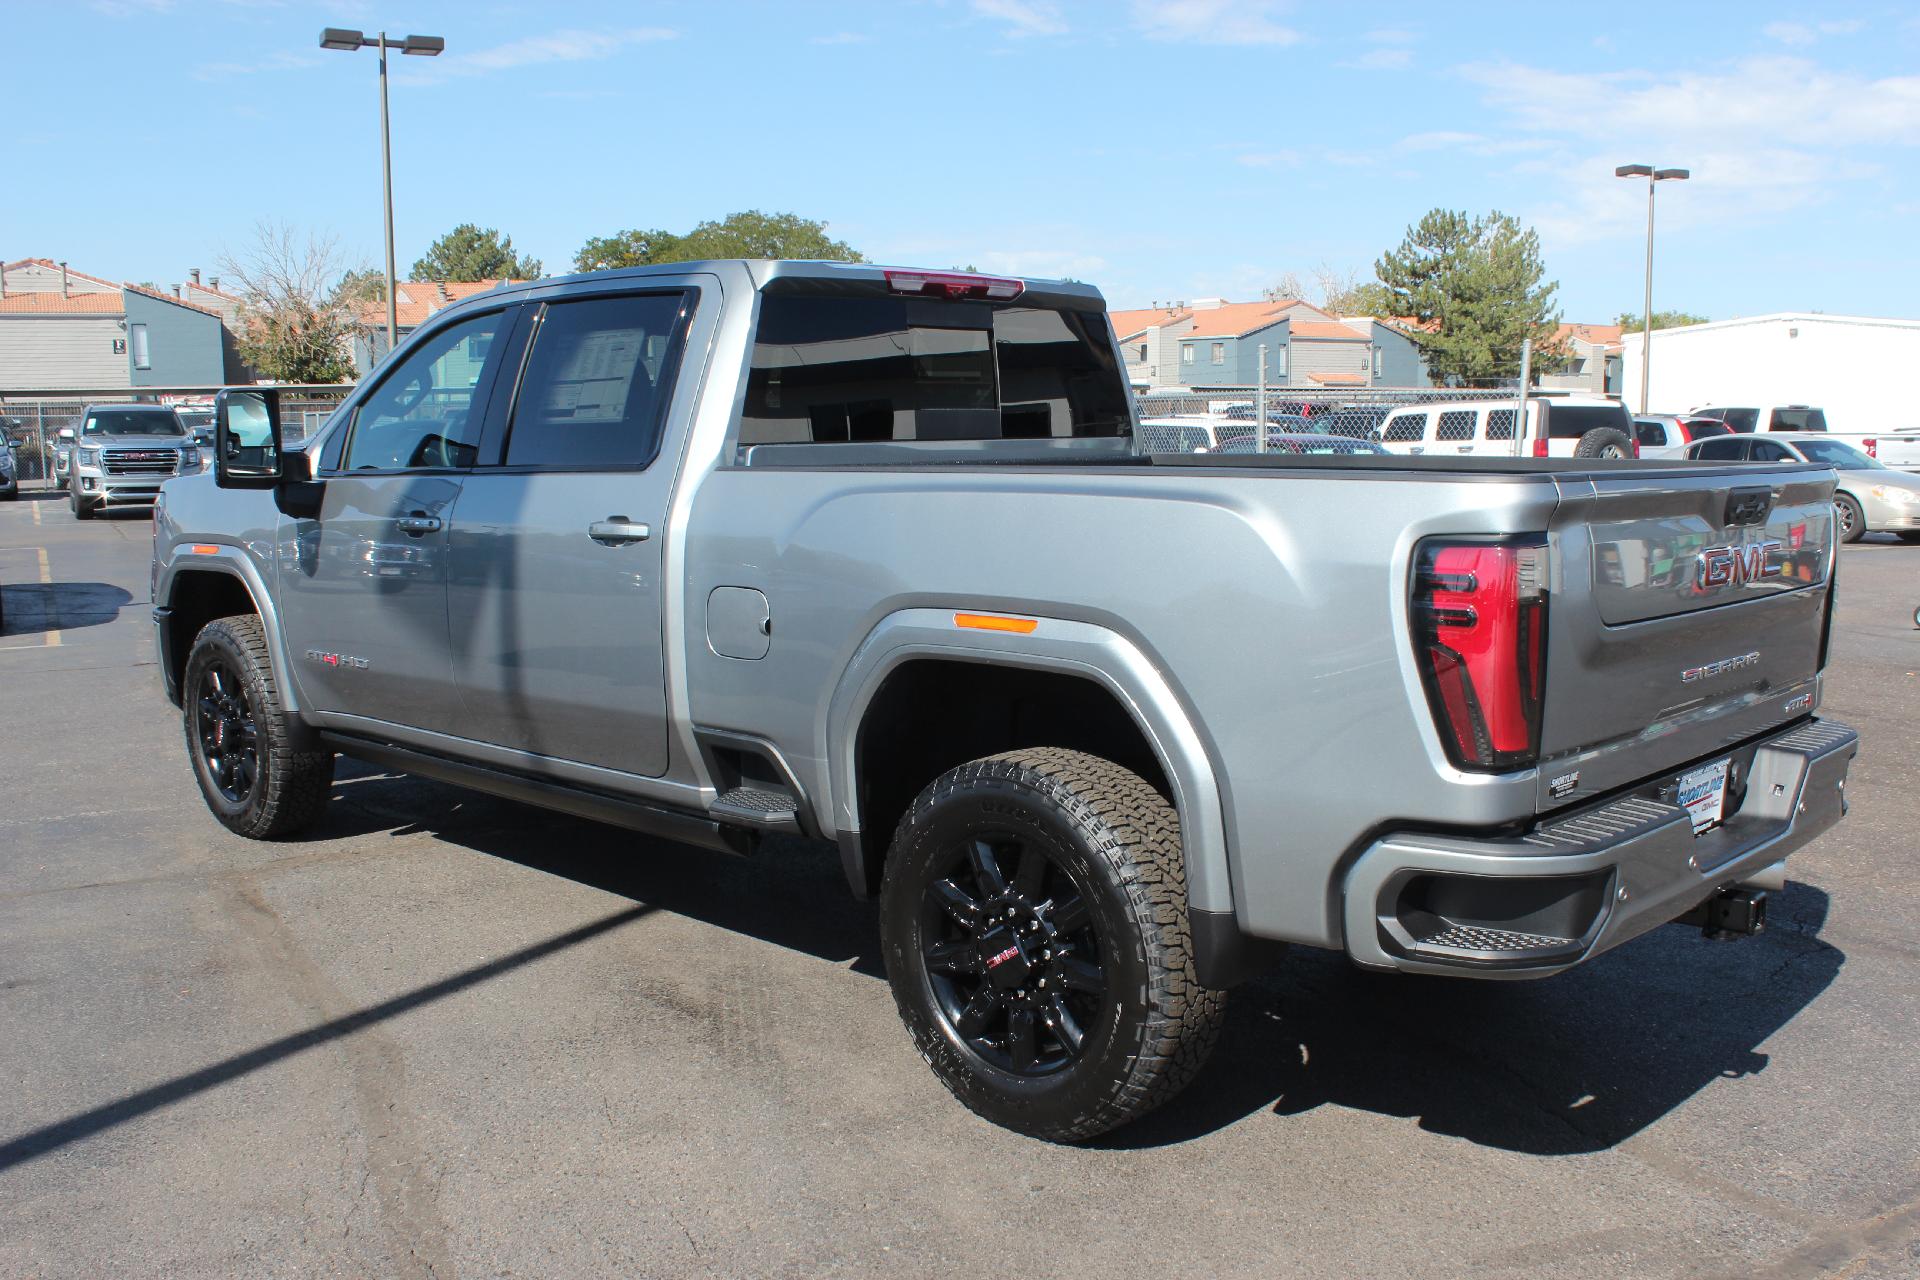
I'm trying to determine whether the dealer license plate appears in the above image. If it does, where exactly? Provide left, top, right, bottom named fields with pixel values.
left=1677, top=759, right=1730, bottom=835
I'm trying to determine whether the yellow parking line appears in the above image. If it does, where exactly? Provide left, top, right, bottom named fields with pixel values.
left=37, top=546, right=59, bottom=647
left=31, top=499, right=42, bottom=526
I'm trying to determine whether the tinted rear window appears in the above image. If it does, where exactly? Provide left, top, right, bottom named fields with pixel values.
left=741, top=290, right=1130, bottom=446
left=1770, top=407, right=1827, bottom=432
left=1545, top=404, right=1631, bottom=439
left=1707, top=407, right=1759, bottom=432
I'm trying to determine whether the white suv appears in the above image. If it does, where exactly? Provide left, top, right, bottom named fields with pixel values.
left=1375, top=395, right=1637, bottom=459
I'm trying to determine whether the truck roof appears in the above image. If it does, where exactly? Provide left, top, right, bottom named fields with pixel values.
left=428, top=260, right=1109, bottom=317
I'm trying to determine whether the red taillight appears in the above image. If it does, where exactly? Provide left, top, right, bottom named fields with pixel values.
left=1531, top=434, right=1548, bottom=458
left=1412, top=539, right=1549, bottom=771
left=1863, top=438, right=1877, bottom=458
left=884, top=269, right=1024, bottom=301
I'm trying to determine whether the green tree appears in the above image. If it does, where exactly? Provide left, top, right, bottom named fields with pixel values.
left=1617, top=309, right=1708, bottom=331
left=331, top=268, right=387, bottom=308
left=1373, top=209, right=1561, bottom=386
left=573, top=210, right=862, bottom=271
left=410, top=224, right=542, bottom=282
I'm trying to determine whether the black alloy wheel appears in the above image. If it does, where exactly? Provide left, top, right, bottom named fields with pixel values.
left=181, top=614, right=334, bottom=839
left=879, top=748, right=1226, bottom=1142
left=192, top=658, right=260, bottom=805
left=920, top=832, right=1107, bottom=1077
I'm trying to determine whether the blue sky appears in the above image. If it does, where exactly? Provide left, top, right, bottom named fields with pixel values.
left=11, top=0, right=1920, bottom=323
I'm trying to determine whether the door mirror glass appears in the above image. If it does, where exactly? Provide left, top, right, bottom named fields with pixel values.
left=215, top=388, right=283, bottom=488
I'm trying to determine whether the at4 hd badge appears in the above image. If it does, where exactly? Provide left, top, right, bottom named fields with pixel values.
left=306, top=649, right=369, bottom=670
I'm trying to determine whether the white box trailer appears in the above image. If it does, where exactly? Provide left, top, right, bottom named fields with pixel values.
left=1619, top=313, right=1920, bottom=436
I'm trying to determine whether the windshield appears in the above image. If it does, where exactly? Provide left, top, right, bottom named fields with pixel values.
left=1792, top=439, right=1881, bottom=469
left=83, top=408, right=185, bottom=437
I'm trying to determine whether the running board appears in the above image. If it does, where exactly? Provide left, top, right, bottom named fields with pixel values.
left=319, top=733, right=757, bottom=857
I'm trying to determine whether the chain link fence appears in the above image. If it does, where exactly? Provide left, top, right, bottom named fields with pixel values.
left=2, top=386, right=353, bottom=491
left=1132, top=385, right=1529, bottom=453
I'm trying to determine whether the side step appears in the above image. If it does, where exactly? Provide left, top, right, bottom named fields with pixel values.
left=709, top=785, right=802, bottom=835
left=320, top=732, right=758, bottom=856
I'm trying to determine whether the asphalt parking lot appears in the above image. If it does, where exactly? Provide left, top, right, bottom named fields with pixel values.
left=1, top=488, right=1916, bottom=1279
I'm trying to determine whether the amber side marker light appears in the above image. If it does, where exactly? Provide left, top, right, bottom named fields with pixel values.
left=954, top=612, right=1038, bottom=635
left=190, top=545, right=221, bottom=556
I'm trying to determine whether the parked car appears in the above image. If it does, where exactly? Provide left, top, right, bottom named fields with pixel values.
left=1134, top=419, right=1216, bottom=453
left=1860, top=431, right=1920, bottom=470
left=1692, top=404, right=1828, bottom=434
left=1633, top=414, right=1734, bottom=459
left=154, top=261, right=1855, bottom=1141
left=66, top=404, right=202, bottom=520
left=0, top=437, right=17, bottom=500
left=1209, top=433, right=1391, bottom=456
left=1376, top=395, right=1637, bottom=459
left=1684, top=432, right=1920, bottom=542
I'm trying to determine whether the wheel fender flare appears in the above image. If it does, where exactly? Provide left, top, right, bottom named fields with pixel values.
left=157, top=549, right=305, bottom=714
left=823, top=608, right=1233, bottom=915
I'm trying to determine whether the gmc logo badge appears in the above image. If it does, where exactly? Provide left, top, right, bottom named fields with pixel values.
left=1696, top=541, right=1783, bottom=589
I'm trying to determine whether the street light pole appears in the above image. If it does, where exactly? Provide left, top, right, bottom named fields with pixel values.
left=1614, top=163, right=1689, bottom=415
left=320, top=27, right=445, bottom=361
left=378, top=33, right=397, bottom=351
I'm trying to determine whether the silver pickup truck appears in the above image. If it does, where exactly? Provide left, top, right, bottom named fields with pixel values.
left=152, top=261, right=1858, bottom=1141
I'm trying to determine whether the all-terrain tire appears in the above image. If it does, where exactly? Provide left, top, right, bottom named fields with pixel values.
left=183, top=613, right=334, bottom=839
left=1835, top=493, right=1866, bottom=543
left=878, top=747, right=1226, bottom=1142
left=70, top=483, right=91, bottom=519
left=1573, top=427, right=1635, bottom=459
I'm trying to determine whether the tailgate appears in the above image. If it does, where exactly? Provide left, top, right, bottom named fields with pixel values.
left=1536, top=465, right=1835, bottom=809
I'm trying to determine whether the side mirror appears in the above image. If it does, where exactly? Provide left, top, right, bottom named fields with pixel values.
left=214, top=388, right=283, bottom=488
left=57, top=428, right=76, bottom=442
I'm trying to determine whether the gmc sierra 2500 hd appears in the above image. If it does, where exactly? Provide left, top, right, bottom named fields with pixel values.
left=152, top=261, right=1857, bottom=1141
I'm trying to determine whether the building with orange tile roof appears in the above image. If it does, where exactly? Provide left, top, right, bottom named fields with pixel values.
left=349, top=279, right=525, bottom=374
left=2, top=258, right=233, bottom=390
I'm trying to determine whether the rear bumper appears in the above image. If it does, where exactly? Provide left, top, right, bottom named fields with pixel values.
left=1342, top=718, right=1857, bottom=977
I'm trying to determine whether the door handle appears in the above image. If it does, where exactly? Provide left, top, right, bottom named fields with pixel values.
left=589, top=516, right=651, bottom=545
left=396, top=513, right=442, bottom=536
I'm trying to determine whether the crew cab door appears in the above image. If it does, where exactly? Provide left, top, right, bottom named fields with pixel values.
left=444, top=284, right=705, bottom=777
left=277, top=307, right=515, bottom=736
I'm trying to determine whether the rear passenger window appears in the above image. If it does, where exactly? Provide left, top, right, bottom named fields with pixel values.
left=1750, top=441, right=1795, bottom=462
left=1485, top=409, right=1516, bottom=441
left=1436, top=410, right=1475, bottom=441
left=505, top=293, right=690, bottom=468
left=1694, top=438, right=1748, bottom=461
left=1381, top=412, right=1426, bottom=442
left=1634, top=420, right=1665, bottom=447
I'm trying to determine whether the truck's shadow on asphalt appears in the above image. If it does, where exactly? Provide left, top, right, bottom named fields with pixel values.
left=322, top=762, right=1847, bottom=1156
left=0, top=582, right=134, bottom=636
